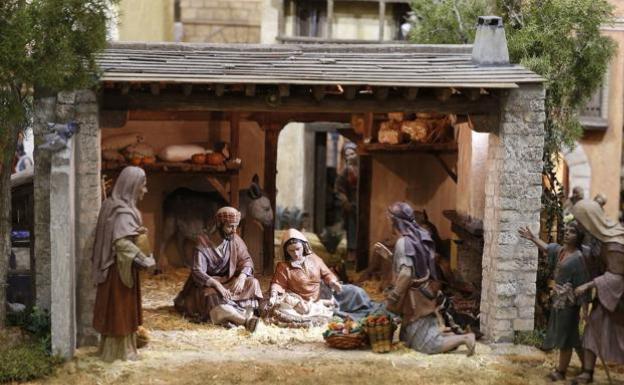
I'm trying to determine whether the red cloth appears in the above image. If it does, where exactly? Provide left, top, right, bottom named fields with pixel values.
left=93, top=264, right=142, bottom=337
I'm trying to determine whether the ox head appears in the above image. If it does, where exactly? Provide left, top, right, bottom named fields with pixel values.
left=246, top=174, right=274, bottom=226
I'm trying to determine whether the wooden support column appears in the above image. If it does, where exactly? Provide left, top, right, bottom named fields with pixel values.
left=356, top=154, right=372, bottom=271
left=263, top=122, right=281, bottom=274
left=278, top=0, right=286, bottom=38
left=327, top=0, right=334, bottom=39
left=314, top=132, right=328, bottom=233
left=378, top=0, right=386, bottom=42
left=230, top=112, right=240, bottom=208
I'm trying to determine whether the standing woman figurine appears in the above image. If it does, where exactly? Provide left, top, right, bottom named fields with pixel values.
left=92, top=166, right=155, bottom=362
left=518, top=221, right=589, bottom=381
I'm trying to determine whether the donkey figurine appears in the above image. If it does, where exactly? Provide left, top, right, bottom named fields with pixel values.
left=158, top=175, right=273, bottom=269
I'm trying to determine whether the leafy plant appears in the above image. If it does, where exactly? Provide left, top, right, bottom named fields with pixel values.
left=7, top=307, right=52, bottom=352
left=0, top=342, right=61, bottom=383
left=0, top=0, right=119, bottom=327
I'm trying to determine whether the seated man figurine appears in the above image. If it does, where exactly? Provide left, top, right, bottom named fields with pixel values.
left=266, top=229, right=382, bottom=327
left=174, top=207, right=262, bottom=332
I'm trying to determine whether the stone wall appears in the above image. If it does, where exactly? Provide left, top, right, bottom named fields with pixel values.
left=33, top=97, right=55, bottom=311
left=49, top=139, right=76, bottom=359
left=180, top=0, right=262, bottom=43
left=71, top=91, right=101, bottom=346
left=479, top=85, right=545, bottom=342
left=34, top=91, right=101, bottom=351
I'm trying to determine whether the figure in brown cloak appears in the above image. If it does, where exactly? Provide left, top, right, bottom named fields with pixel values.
left=174, top=206, right=262, bottom=331
left=335, top=141, right=358, bottom=262
left=379, top=202, right=475, bottom=355
left=92, top=166, right=155, bottom=362
left=518, top=221, right=590, bottom=381
left=571, top=199, right=624, bottom=384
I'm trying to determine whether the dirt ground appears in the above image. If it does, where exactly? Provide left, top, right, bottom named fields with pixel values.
left=24, top=268, right=624, bottom=385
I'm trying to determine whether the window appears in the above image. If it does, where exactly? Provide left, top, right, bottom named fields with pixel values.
left=294, top=0, right=327, bottom=38
left=579, top=73, right=609, bottom=131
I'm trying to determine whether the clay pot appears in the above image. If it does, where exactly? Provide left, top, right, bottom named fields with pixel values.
left=191, top=153, right=206, bottom=164
left=130, top=156, right=142, bottom=166
left=205, top=152, right=225, bottom=166
left=142, top=156, right=156, bottom=165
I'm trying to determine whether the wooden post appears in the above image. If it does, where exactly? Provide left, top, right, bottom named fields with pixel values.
left=230, top=112, right=240, bottom=208
left=278, top=0, right=286, bottom=38
left=263, top=122, right=281, bottom=274
left=378, top=0, right=386, bottom=42
left=356, top=153, right=372, bottom=271
left=314, top=132, right=327, bottom=233
left=327, top=0, right=334, bottom=39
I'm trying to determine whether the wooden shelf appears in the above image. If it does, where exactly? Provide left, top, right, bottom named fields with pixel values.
left=102, top=161, right=239, bottom=175
left=361, top=141, right=458, bottom=154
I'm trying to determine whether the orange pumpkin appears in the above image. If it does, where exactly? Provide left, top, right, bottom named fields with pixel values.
left=130, top=156, right=142, bottom=166
left=191, top=153, right=206, bottom=164
left=142, top=156, right=156, bottom=165
left=205, top=152, right=225, bottom=166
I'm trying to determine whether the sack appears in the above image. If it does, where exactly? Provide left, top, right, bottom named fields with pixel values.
left=158, top=144, right=206, bottom=162
left=102, top=133, right=144, bottom=151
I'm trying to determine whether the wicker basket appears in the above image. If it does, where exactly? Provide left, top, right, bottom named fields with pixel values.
left=324, top=333, right=367, bottom=350
left=364, top=323, right=396, bottom=353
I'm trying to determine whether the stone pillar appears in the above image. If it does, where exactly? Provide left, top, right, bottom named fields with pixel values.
left=50, top=138, right=76, bottom=359
left=33, top=97, right=56, bottom=311
left=479, top=85, right=545, bottom=342
left=72, top=91, right=101, bottom=346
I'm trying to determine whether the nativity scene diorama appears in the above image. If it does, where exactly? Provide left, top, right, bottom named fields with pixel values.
left=10, top=19, right=624, bottom=384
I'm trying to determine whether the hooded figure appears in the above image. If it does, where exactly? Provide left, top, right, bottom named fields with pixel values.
left=335, top=141, right=359, bottom=261
left=92, top=166, right=154, bottom=362
left=384, top=202, right=475, bottom=356
left=174, top=206, right=262, bottom=332
left=571, top=199, right=624, bottom=383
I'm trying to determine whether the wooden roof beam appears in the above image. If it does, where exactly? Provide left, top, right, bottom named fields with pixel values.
left=183, top=84, right=193, bottom=97
left=150, top=83, right=160, bottom=96
left=101, top=92, right=501, bottom=115
left=403, top=87, right=419, bottom=101
left=278, top=84, right=290, bottom=98
left=313, top=85, right=325, bottom=101
left=375, top=87, right=390, bottom=101
left=245, top=84, right=256, bottom=97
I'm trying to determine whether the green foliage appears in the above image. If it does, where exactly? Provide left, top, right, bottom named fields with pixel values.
left=0, top=0, right=119, bottom=153
left=1, top=307, right=60, bottom=382
left=410, top=0, right=496, bottom=44
left=0, top=341, right=62, bottom=383
left=7, top=307, right=52, bottom=352
left=410, top=0, right=615, bottom=156
left=514, top=329, right=546, bottom=347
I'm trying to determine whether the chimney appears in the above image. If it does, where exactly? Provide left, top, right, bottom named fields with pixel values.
left=471, top=16, right=510, bottom=66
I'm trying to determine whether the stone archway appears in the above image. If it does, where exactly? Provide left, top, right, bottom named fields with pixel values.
left=562, top=142, right=591, bottom=195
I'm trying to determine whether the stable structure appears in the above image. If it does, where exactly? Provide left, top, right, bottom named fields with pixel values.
left=33, top=32, right=544, bottom=357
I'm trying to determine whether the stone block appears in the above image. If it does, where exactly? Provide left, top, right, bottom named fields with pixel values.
left=495, top=282, right=517, bottom=296
left=75, top=90, right=96, bottom=103
left=57, top=91, right=76, bottom=105
left=513, top=318, right=534, bottom=331
left=56, top=104, right=75, bottom=121
left=494, top=306, right=518, bottom=320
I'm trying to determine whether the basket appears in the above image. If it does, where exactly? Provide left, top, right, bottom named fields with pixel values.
left=364, top=323, right=396, bottom=353
left=324, top=333, right=367, bottom=350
